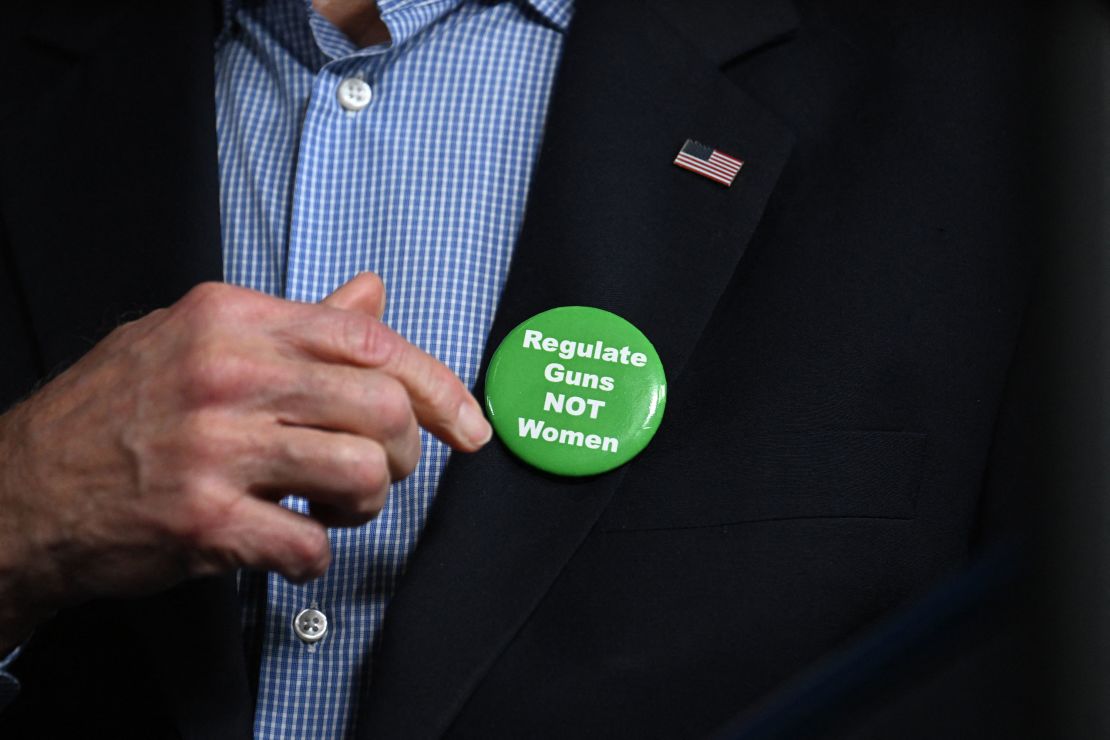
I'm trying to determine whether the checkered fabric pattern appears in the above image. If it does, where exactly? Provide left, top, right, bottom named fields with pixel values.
left=215, top=0, right=571, bottom=736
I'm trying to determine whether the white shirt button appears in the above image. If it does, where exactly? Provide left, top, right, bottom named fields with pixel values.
left=336, top=77, right=372, bottom=112
left=293, top=607, right=328, bottom=643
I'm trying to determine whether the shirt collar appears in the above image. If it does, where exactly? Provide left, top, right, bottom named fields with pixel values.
left=218, top=0, right=239, bottom=42
left=524, top=0, right=572, bottom=31
left=340, top=0, right=465, bottom=56
left=220, top=0, right=573, bottom=41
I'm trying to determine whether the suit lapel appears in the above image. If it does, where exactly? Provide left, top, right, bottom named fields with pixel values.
left=359, top=1, right=795, bottom=737
left=2, top=4, right=250, bottom=739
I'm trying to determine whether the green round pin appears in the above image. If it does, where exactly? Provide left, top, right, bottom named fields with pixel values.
left=484, top=306, right=667, bottom=477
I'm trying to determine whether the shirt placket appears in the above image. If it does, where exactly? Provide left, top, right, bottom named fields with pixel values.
left=255, top=49, right=389, bottom=739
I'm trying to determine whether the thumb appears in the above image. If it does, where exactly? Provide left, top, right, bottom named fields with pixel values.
left=323, top=272, right=387, bottom=320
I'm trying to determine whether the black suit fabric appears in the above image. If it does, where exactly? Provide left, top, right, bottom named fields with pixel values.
left=0, top=0, right=1035, bottom=738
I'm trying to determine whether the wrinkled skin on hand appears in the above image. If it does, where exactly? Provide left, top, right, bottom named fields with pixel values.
left=0, top=273, right=490, bottom=651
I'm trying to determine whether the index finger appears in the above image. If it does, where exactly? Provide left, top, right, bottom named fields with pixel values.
left=279, top=305, right=492, bottom=452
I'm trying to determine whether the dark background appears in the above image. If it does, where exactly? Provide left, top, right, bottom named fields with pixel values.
left=717, top=2, right=1110, bottom=737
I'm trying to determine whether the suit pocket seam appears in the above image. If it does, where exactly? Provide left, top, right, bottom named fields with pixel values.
left=600, top=429, right=927, bottom=532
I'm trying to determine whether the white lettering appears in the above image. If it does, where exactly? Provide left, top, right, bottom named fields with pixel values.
left=518, top=330, right=647, bottom=367
left=523, top=329, right=543, bottom=350
left=559, top=429, right=585, bottom=447
left=543, top=392, right=565, bottom=413
left=518, top=417, right=545, bottom=438
left=517, top=418, right=618, bottom=453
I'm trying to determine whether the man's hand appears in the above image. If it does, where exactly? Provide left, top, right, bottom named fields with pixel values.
left=0, top=273, right=490, bottom=650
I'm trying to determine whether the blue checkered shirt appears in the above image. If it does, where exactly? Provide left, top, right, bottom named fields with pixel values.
left=214, top=0, right=570, bottom=737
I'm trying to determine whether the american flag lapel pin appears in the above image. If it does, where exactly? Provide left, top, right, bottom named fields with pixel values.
left=672, top=139, right=744, bottom=187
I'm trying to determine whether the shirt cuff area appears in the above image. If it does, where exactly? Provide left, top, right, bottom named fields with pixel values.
left=0, top=642, right=24, bottom=712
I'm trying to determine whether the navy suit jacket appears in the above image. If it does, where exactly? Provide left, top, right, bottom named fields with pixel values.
left=0, top=0, right=1036, bottom=737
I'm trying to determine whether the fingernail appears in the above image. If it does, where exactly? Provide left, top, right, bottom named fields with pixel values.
left=457, top=401, right=492, bottom=448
